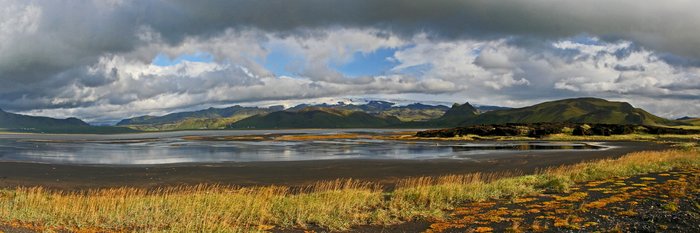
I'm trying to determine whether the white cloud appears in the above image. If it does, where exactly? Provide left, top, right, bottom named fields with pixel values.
left=15, top=31, right=700, bottom=122
left=393, top=38, right=531, bottom=91
left=548, top=40, right=689, bottom=96
left=19, top=29, right=451, bottom=123
left=1, top=0, right=699, bottom=122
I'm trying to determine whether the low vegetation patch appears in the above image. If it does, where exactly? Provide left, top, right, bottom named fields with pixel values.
left=426, top=166, right=700, bottom=232
left=0, top=149, right=698, bottom=232
left=416, top=123, right=700, bottom=141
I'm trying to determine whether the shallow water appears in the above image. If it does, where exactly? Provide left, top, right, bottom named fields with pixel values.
left=0, top=129, right=605, bottom=165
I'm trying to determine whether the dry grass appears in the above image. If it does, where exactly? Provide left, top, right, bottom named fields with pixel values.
left=669, top=125, right=700, bottom=130
left=409, top=132, right=700, bottom=142
left=544, top=133, right=700, bottom=141
left=1, top=148, right=699, bottom=232
left=0, top=180, right=382, bottom=232
left=544, top=133, right=656, bottom=141
left=545, top=149, right=700, bottom=182
left=273, top=133, right=366, bottom=141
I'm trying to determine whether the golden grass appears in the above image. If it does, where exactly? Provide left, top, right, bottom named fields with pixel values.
left=669, top=125, right=700, bottom=130
left=182, top=132, right=414, bottom=142
left=1, top=148, right=699, bottom=232
left=411, top=132, right=700, bottom=142
left=0, top=180, right=382, bottom=232
left=179, top=131, right=700, bottom=143
left=544, top=133, right=700, bottom=141
left=273, top=133, right=367, bottom=141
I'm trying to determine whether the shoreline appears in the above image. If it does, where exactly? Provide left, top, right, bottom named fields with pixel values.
left=0, top=141, right=669, bottom=190
left=0, top=146, right=695, bottom=233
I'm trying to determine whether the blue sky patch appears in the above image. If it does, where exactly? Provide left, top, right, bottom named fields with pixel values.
left=332, top=47, right=399, bottom=77
left=260, top=47, right=305, bottom=77
left=569, top=34, right=603, bottom=45
left=152, top=52, right=214, bottom=66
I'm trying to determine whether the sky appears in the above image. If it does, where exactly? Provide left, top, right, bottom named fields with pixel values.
left=1, top=0, right=699, bottom=124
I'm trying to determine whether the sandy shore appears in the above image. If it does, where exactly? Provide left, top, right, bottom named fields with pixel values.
left=0, top=141, right=669, bottom=190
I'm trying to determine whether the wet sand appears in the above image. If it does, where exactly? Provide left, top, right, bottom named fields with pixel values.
left=0, top=141, right=669, bottom=190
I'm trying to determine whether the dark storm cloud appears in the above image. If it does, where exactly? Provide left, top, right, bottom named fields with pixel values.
left=150, top=0, right=700, bottom=57
left=5, top=0, right=700, bottom=80
left=1, top=0, right=700, bottom=120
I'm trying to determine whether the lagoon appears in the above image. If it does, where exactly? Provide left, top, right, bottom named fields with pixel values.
left=0, top=129, right=605, bottom=165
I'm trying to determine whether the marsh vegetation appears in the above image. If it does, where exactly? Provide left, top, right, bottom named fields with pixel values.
left=1, top=147, right=698, bottom=232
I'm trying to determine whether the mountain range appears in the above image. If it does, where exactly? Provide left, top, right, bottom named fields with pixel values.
left=0, top=109, right=135, bottom=134
left=0, top=97, right=691, bottom=133
left=678, top=117, right=700, bottom=126
left=118, top=101, right=457, bottom=130
left=456, top=98, right=679, bottom=126
left=227, top=98, right=681, bottom=129
left=230, top=107, right=402, bottom=129
left=116, top=105, right=284, bottom=131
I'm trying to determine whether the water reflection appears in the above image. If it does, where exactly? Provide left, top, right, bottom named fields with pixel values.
left=0, top=130, right=605, bottom=165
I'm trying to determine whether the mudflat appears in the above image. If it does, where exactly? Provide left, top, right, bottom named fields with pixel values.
left=0, top=141, right=668, bottom=190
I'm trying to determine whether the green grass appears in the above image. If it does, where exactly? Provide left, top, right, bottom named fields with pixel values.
left=670, top=125, right=700, bottom=130
left=0, top=149, right=698, bottom=232
left=125, top=114, right=260, bottom=131
left=544, top=133, right=700, bottom=141
left=461, top=98, right=678, bottom=126
left=413, top=132, right=700, bottom=142
left=379, top=108, right=446, bottom=122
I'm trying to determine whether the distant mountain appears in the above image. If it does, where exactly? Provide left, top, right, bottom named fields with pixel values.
left=678, top=117, right=700, bottom=126
left=0, top=109, right=135, bottom=133
left=229, top=107, right=402, bottom=129
left=474, top=105, right=512, bottom=112
left=286, top=100, right=394, bottom=112
left=439, top=102, right=479, bottom=120
left=2, top=98, right=682, bottom=133
left=117, top=105, right=283, bottom=130
left=0, top=109, right=88, bottom=129
left=413, top=102, right=481, bottom=127
left=440, top=98, right=679, bottom=126
left=115, top=97, right=680, bottom=130
left=287, top=101, right=450, bottom=121
left=117, top=101, right=454, bottom=130
left=376, top=104, right=450, bottom=121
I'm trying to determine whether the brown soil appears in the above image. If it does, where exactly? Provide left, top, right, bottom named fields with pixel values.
left=280, top=167, right=700, bottom=233
left=419, top=168, right=700, bottom=233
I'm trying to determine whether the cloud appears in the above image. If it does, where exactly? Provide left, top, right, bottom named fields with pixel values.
left=1, top=0, right=700, bottom=122
left=386, top=36, right=700, bottom=117
left=3, top=0, right=700, bottom=80
left=148, top=0, right=700, bottom=58
left=9, top=29, right=454, bottom=123
left=393, top=38, right=532, bottom=91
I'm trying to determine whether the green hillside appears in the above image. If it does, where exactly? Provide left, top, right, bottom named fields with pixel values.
left=117, top=102, right=452, bottom=130
left=679, top=117, right=700, bottom=126
left=108, top=97, right=685, bottom=130
left=378, top=104, right=449, bottom=121
left=0, top=109, right=135, bottom=134
left=437, top=102, right=479, bottom=121
left=444, top=98, right=679, bottom=126
left=0, top=109, right=88, bottom=129
left=117, top=105, right=281, bottom=130
left=229, top=107, right=402, bottom=129
left=288, top=101, right=450, bottom=122
left=231, top=98, right=680, bottom=129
